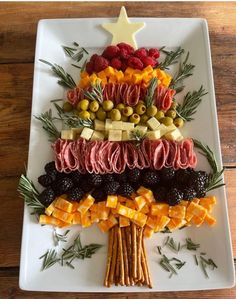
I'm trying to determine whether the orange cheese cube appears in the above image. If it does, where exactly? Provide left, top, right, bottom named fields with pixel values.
left=90, top=203, right=98, bottom=212
left=140, top=204, right=149, bottom=214
left=169, top=205, right=186, bottom=219
left=106, top=195, right=118, bottom=209
left=143, top=65, right=153, bottom=74
left=124, top=67, right=135, bottom=75
left=52, top=208, right=74, bottom=224
left=108, top=76, right=117, bottom=84
left=80, top=71, right=89, bottom=78
left=137, top=186, right=155, bottom=203
left=132, top=73, right=143, bottom=84
left=97, top=201, right=110, bottom=220
left=192, top=198, right=200, bottom=204
left=143, top=225, right=154, bottom=238
left=119, top=216, right=130, bottom=227
left=116, top=70, right=124, bottom=82
left=204, top=213, right=217, bottom=226
left=55, top=197, right=73, bottom=213
left=104, top=66, right=116, bottom=76
left=77, top=194, right=95, bottom=215
left=167, top=218, right=187, bottom=231
left=179, top=200, right=189, bottom=207
left=146, top=216, right=158, bottom=229
left=191, top=215, right=205, bottom=227
left=150, top=203, right=169, bottom=216
left=116, top=203, right=136, bottom=219
left=186, top=202, right=207, bottom=220
left=79, top=77, right=90, bottom=88
left=97, top=70, right=107, bottom=79
left=132, top=211, right=147, bottom=227
left=45, top=200, right=56, bottom=216
left=118, top=196, right=127, bottom=203
left=155, top=215, right=171, bottom=232
left=98, top=215, right=118, bottom=232
left=134, top=195, right=147, bottom=211
left=81, top=211, right=91, bottom=228
left=39, top=215, right=68, bottom=227
left=126, top=199, right=136, bottom=209
left=107, top=214, right=118, bottom=227
left=72, top=212, right=81, bottom=224
left=71, top=202, right=80, bottom=213
left=90, top=210, right=100, bottom=223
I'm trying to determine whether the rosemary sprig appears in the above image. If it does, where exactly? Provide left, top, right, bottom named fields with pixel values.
left=144, top=77, right=158, bottom=108
left=160, top=227, right=172, bottom=234
left=84, top=80, right=103, bottom=104
left=159, top=255, right=186, bottom=278
left=206, top=168, right=225, bottom=192
left=53, top=229, right=70, bottom=246
left=131, top=130, right=146, bottom=144
left=158, top=47, right=185, bottom=70
left=39, top=249, right=60, bottom=271
left=39, top=59, right=76, bottom=89
left=62, top=45, right=77, bottom=57
left=183, top=238, right=200, bottom=251
left=170, top=52, right=195, bottom=91
left=18, top=174, right=45, bottom=215
left=176, top=86, right=208, bottom=122
left=62, top=43, right=88, bottom=63
left=35, top=110, right=61, bottom=142
left=164, top=237, right=180, bottom=253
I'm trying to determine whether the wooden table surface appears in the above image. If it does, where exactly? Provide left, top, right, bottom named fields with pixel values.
left=0, top=1, right=236, bottom=298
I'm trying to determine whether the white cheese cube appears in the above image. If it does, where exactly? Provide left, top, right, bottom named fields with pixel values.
left=122, top=122, right=135, bottom=131
left=61, top=130, right=74, bottom=140
left=134, top=125, right=148, bottom=135
left=112, top=121, right=123, bottom=130
left=158, top=124, right=176, bottom=137
left=146, top=130, right=161, bottom=140
left=165, top=128, right=183, bottom=141
left=94, top=119, right=105, bottom=131
left=90, top=130, right=105, bottom=141
left=105, top=119, right=113, bottom=131
left=80, top=127, right=94, bottom=140
left=122, top=131, right=133, bottom=141
left=108, top=130, right=122, bottom=141
left=71, top=127, right=83, bottom=139
left=147, top=117, right=161, bottom=130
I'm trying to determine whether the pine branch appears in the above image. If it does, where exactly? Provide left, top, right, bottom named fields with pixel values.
left=158, top=47, right=185, bottom=70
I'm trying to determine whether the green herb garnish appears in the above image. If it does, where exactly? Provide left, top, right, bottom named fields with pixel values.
left=39, top=249, right=60, bottom=271
left=84, top=80, right=103, bottom=104
left=176, top=86, right=208, bottom=122
left=39, top=59, right=76, bottom=89
left=158, top=47, right=184, bottom=70
left=144, top=77, right=158, bottom=108
left=53, top=229, right=70, bottom=246
left=183, top=238, right=200, bottom=251
left=18, top=174, right=45, bottom=215
left=164, top=237, right=180, bottom=253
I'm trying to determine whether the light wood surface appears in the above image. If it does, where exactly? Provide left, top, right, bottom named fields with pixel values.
left=0, top=1, right=235, bottom=297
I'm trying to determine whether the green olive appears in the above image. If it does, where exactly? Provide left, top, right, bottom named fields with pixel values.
left=79, top=111, right=90, bottom=120
left=89, top=100, right=100, bottom=112
left=110, top=109, right=121, bottom=121
left=63, top=101, right=73, bottom=112
left=122, top=106, right=133, bottom=117
left=96, top=107, right=106, bottom=121
left=129, top=113, right=140, bottom=124
left=121, top=115, right=128, bottom=122
left=89, top=111, right=96, bottom=120
left=146, top=105, right=158, bottom=117
left=160, top=116, right=173, bottom=126
left=140, top=114, right=149, bottom=124
left=77, top=99, right=90, bottom=111
left=102, top=100, right=114, bottom=112
left=116, top=103, right=125, bottom=111
left=166, top=109, right=177, bottom=119
left=174, top=117, right=184, bottom=128
left=155, top=110, right=165, bottom=120
left=135, top=103, right=146, bottom=115
left=107, top=111, right=112, bottom=119
left=171, top=101, right=178, bottom=109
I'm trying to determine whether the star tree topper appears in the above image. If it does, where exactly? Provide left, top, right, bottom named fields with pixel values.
left=102, top=6, right=145, bottom=49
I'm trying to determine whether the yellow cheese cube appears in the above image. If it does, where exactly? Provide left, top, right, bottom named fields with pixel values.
left=118, top=195, right=127, bottom=203
left=45, top=200, right=56, bottom=216
left=117, top=203, right=136, bottom=219
left=150, top=203, right=169, bottom=216
left=55, top=197, right=73, bottom=213
left=186, top=202, right=207, bottom=219
left=52, top=208, right=74, bottom=224
left=104, top=66, right=116, bottom=76
left=72, top=212, right=81, bottom=224
left=143, top=65, right=153, bottom=74
left=134, top=195, right=147, bottom=211
left=140, top=204, right=149, bottom=214
left=204, top=213, right=217, bottom=226
left=169, top=205, right=186, bottom=219
left=77, top=194, right=95, bottom=215
left=191, top=215, right=205, bottom=227
left=125, top=199, right=136, bottom=209
left=106, top=195, right=118, bottom=209
left=81, top=211, right=91, bottom=228
left=146, top=216, right=158, bottom=229
left=97, top=70, right=107, bottom=79
left=97, top=201, right=110, bottom=220
left=137, top=186, right=155, bottom=203
left=143, top=225, right=154, bottom=238
left=132, top=211, right=147, bottom=227
left=155, top=215, right=171, bottom=232
left=119, top=216, right=130, bottom=227
left=167, top=218, right=187, bottom=231
left=39, top=215, right=67, bottom=227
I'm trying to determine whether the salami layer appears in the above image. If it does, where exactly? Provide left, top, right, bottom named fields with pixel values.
left=52, top=138, right=197, bottom=174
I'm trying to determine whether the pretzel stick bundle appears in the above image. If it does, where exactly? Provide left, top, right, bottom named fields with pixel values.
left=104, top=224, right=152, bottom=288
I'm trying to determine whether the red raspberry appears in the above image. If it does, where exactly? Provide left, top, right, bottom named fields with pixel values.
left=127, top=56, right=143, bottom=70
left=121, top=61, right=127, bottom=72
left=94, top=55, right=109, bottom=72
left=110, top=58, right=122, bottom=70
left=102, top=45, right=120, bottom=59
left=85, top=61, right=94, bottom=74
left=117, top=42, right=134, bottom=55
left=90, top=54, right=99, bottom=63
left=119, top=48, right=131, bottom=60
left=148, top=48, right=160, bottom=59
left=134, top=47, right=148, bottom=59
left=141, top=56, right=156, bottom=67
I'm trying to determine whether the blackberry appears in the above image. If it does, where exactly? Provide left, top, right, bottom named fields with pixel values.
left=196, top=186, right=206, bottom=198
left=188, top=171, right=206, bottom=189
left=38, top=174, right=54, bottom=187
left=103, top=174, right=115, bottom=183
left=127, top=168, right=141, bottom=183
left=38, top=187, right=55, bottom=207
left=68, top=187, right=85, bottom=201
left=153, top=186, right=167, bottom=202
left=56, top=177, right=74, bottom=194
left=166, top=188, right=183, bottom=206
left=104, top=181, right=120, bottom=195
left=160, top=167, right=175, bottom=182
left=182, top=187, right=197, bottom=201
left=81, top=180, right=93, bottom=193
left=88, top=173, right=103, bottom=187
left=143, top=170, right=160, bottom=186
left=175, top=169, right=190, bottom=186
left=115, top=172, right=127, bottom=183
left=44, top=161, right=58, bottom=177
left=199, top=171, right=209, bottom=186
left=118, top=183, right=134, bottom=197
left=92, top=188, right=106, bottom=202
left=70, top=171, right=83, bottom=184
left=131, top=182, right=141, bottom=192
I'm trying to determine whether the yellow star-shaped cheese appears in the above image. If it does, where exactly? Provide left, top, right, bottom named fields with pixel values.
left=102, top=6, right=145, bottom=49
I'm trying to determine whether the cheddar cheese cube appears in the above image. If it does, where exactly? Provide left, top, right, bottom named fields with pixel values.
left=77, top=194, right=95, bottom=215
left=134, top=195, right=147, bottom=211
left=45, top=200, right=56, bottom=216
left=169, top=205, right=186, bottom=219
left=52, top=208, right=74, bottom=224
left=81, top=211, right=91, bottom=228
left=155, top=215, right=171, bottom=232
left=106, top=195, right=118, bottom=209
left=117, top=203, right=136, bottom=219
left=167, top=218, right=187, bottom=231
left=143, top=225, right=154, bottom=238
left=72, top=212, right=81, bottom=225
left=119, top=216, right=130, bottom=227
left=186, top=202, right=207, bottom=221
left=55, top=197, right=73, bottom=213
left=132, top=211, right=147, bottom=227
left=204, top=213, right=217, bottom=226
left=137, top=186, right=155, bottom=203
left=39, top=215, right=68, bottom=228
left=97, top=201, right=110, bottom=220
left=150, top=203, right=169, bottom=216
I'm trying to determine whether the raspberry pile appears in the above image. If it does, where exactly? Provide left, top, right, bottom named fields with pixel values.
left=86, top=43, right=160, bottom=74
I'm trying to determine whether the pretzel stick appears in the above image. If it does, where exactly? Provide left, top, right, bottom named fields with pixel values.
left=109, top=225, right=118, bottom=285
left=125, top=226, right=133, bottom=284
left=104, top=227, right=114, bottom=287
left=137, top=227, right=143, bottom=282
left=121, top=227, right=130, bottom=286
left=117, top=227, right=125, bottom=286
left=131, top=223, right=137, bottom=279
left=142, top=237, right=153, bottom=289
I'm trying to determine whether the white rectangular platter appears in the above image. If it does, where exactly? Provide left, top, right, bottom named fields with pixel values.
left=19, top=17, right=235, bottom=292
